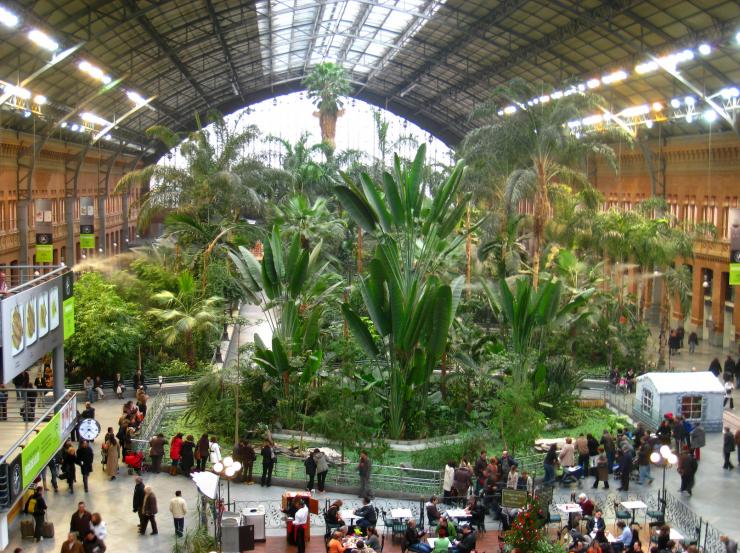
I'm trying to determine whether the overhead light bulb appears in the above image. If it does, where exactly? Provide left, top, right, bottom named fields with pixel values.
left=698, top=44, right=711, bottom=56
left=28, top=29, right=59, bottom=51
left=232, top=461, right=242, bottom=471
left=60, top=121, right=67, bottom=128
left=670, top=98, right=681, bottom=109
left=551, top=90, right=563, bottom=99
left=34, top=94, right=47, bottom=105
left=720, top=87, right=739, bottom=99
left=635, top=61, right=658, bottom=74
left=81, top=112, right=111, bottom=126
left=703, top=110, right=717, bottom=122
left=684, top=96, right=695, bottom=106
left=503, top=105, right=517, bottom=114
left=586, top=79, right=600, bottom=89
left=0, top=6, right=19, bottom=27
left=645, top=120, right=654, bottom=129
left=126, top=90, right=146, bottom=105
left=686, top=113, right=693, bottom=123
left=4, top=84, right=31, bottom=99
left=619, top=104, right=650, bottom=117
left=651, top=102, right=663, bottom=112
left=602, top=70, right=627, bottom=84
left=70, top=123, right=79, bottom=132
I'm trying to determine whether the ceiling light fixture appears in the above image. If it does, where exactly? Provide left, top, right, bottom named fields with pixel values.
left=503, top=105, right=517, bottom=114
left=33, top=94, right=47, bottom=105
left=3, top=84, right=31, bottom=99
left=81, top=112, right=111, bottom=126
left=586, top=79, right=601, bottom=89
left=619, top=104, right=650, bottom=118
left=28, top=29, right=59, bottom=51
left=698, top=44, right=711, bottom=56
left=684, top=96, right=696, bottom=106
left=602, top=70, right=627, bottom=84
left=703, top=110, right=717, bottom=123
left=0, top=5, right=19, bottom=27
left=651, top=102, right=663, bottom=112
left=670, top=98, right=681, bottom=109
left=635, top=61, right=658, bottom=74
left=78, top=60, right=112, bottom=84
left=126, top=90, right=146, bottom=105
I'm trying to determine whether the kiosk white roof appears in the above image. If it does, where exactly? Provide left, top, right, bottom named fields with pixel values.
left=638, top=372, right=725, bottom=394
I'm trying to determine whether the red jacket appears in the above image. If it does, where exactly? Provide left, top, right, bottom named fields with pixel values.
left=170, top=437, right=183, bottom=461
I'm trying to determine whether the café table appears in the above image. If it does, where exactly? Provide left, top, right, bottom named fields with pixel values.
left=445, top=508, right=472, bottom=521
left=591, top=530, right=618, bottom=543
left=340, top=509, right=362, bottom=525
left=556, top=503, right=583, bottom=514
left=390, top=508, right=414, bottom=520
left=620, top=500, right=647, bottom=525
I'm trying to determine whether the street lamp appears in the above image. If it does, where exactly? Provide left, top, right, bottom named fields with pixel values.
left=212, top=456, right=242, bottom=551
left=651, top=445, right=678, bottom=508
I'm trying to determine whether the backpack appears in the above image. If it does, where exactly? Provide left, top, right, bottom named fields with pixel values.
left=26, top=497, right=37, bottom=515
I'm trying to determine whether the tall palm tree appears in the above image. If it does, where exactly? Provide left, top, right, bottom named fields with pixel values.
left=266, top=133, right=332, bottom=198
left=272, top=194, right=345, bottom=250
left=464, top=78, right=627, bottom=289
left=302, top=62, right=351, bottom=148
left=149, top=271, right=222, bottom=369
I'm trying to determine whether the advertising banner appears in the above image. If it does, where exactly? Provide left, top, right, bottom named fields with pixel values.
left=730, top=208, right=740, bottom=285
left=0, top=272, right=71, bottom=384
left=34, top=199, right=53, bottom=263
left=79, top=197, right=95, bottom=250
left=62, top=271, right=75, bottom=340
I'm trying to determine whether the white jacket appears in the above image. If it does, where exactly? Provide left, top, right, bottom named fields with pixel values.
left=443, top=465, right=455, bottom=492
left=209, top=442, right=222, bottom=463
left=92, top=521, right=107, bottom=540
left=169, top=496, right=188, bottom=518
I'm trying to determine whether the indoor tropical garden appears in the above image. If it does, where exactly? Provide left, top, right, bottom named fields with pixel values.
left=64, top=64, right=713, bottom=474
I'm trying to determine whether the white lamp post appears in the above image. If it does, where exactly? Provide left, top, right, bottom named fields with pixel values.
left=650, top=445, right=678, bottom=508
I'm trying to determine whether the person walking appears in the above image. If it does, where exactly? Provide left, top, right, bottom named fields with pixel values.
left=168, top=490, right=187, bottom=538
left=722, top=427, right=735, bottom=470
left=196, top=434, right=209, bottom=472
left=169, top=433, right=183, bottom=475
left=76, top=440, right=94, bottom=492
left=677, top=448, right=698, bottom=495
left=260, top=441, right=275, bottom=487
left=243, top=441, right=256, bottom=483
left=724, top=380, right=735, bottom=410
left=81, top=529, right=107, bottom=553
left=304, top=450, right=317, bottom=491
left=592, top=450, right=610, bottom=489
left=83, top=376, right=94, bottom=404
left=63, top=445, right=77, bottom=494
left=149, top=433, right=166, bottom=473
left=24, top=485, right=47, bottom=543
left=105, top=437, right=119, bottom=480
left=637, top=442, right=654, bottom=485
left=314, top=448, right=329, bottom=492
left=688, top=331, right=698, bottom=353
left=617, top=445, right=634, bottom=491
left=690, top=422, right=706, bottom=461
left=358, top=450, right=372, bottom=498
left=90, top=513, right=106, bottom=541
left=180, top=435, right=195, bottom=475
left=60, top=532, right=85, bottom=553
left=132, top=477, right=145, bottom=531
left=69, top=501, right=92, bottom=539
left=721, top=535, right=738, bottom=553
left=735, top=428, right=740, bottom=466
left=209, top=436, right=222, bottom=466
left=139, top=486, right=159, bottom=535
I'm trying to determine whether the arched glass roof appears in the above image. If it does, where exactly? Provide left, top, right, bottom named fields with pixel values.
left=0, top=0, right=738, bottom=159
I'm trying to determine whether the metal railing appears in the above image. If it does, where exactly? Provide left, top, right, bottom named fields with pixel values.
left=0, top=388, right=57, bottom=423
left=0, top=264, right=67, bottom=290
left=65, top=374, right=196, bottom=392
left=128, top=387, right=169, bottom=453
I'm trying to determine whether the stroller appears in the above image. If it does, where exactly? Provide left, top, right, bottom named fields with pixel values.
left=124, top=451, right=149, bottom=475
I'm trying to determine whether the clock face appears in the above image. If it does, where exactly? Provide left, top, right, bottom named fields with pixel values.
left=78, top=418, right=100, bottom=440
left=732, top=250, right=740, bottom=263
left=11, top=461, right=21, bottom=498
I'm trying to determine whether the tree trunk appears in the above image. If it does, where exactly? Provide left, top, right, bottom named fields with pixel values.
left=319, top=111, right=338, bottom=149
left=465, top=204, right=472, bottom=297
left=532, top=165, right=548, bottom=290
left=440, top=351, right=447, bottom=400
left=185, top=330, right=196, bottom=370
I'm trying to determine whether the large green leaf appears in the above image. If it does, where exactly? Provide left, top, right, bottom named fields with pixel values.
left=269, top=228, right=285, bottom=281
left=288, top=249, right=309, bottom=297
left=302, top=307, right=322, bottom=350
left=382, top=171, right=404, bottom=224
left=341, top=303, right=379, bottom=357
left=407, top=144, right=426, bottom=216
left=360, top=173, right=392, bottom=232
left=360, top=264, right=390, bottom=337
left=261, top=238, right=278, bottom=298
left=272, top=335, right=290, bottom=374
left=333, top=185, right=377, bottom=232
left=425, top=284, right=453, bottom=361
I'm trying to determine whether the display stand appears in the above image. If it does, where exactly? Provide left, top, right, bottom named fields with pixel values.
left=282, top=491, right=319, bottom=542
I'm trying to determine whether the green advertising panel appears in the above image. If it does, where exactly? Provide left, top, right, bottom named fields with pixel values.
left=731, top=264, right=740, bottom=285
left=21, top=411, right=62, bottom=488
left=80, top=234, right=95, bottom=249
left=63, top=297, right=75, bottom=339
left=35, top=244, right=53, bottom=263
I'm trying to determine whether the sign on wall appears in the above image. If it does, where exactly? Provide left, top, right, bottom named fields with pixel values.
left=0, top=271, right=73, bottom=384
left=34, top=199, right=53, bottom=263
left=730, top=208, right=740, bottom=285
left=79, top=197, right=95, bottom=250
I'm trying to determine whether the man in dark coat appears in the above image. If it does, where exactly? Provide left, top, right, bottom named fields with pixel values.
left=76, top=440, right=94, bottom=493
left=617, top=446, right=633, bottom=491
left=132, top=477, right=145, bottom=530
left=70, top=501, right=92, bottom=538
left=260, top=442, right=275, bottom=487
left=677, top=448, right=698, bottom=495
left=722, top=427, right=735, bottom=470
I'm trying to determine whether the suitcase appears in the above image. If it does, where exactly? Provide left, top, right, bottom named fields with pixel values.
left=20, top=518, right=34, bottom=539
left=42, top=519, right=54, bottom=538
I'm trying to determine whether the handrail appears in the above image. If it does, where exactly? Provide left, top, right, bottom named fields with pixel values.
left=0, top=265, right=68, bottom=293
left=0, top=390, right=76, bottom=464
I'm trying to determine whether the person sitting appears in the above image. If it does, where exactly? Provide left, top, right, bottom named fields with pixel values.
left=354, top=496, right=376, bottom=533
left=425, top=495, right=442, bottom=526
left=577, top=493, right=595, bottom=516
left=404, top=519, right=432, bottom=553
left=433, top=534, right=451, bottom=553
left=586, top=510, right=605, bottom=534
left=437, top=516, right=457, bottom=539
left=614, top=521, right=632, bottom=551
left=453, top=524, right=477, bottom=553
left=325, top=500, right=344, bottom=527
left=656, top=526, right=671, bottom=551
left=365, top=527, right=381, bottom=551
left=327, top=530, right=346, bottom=553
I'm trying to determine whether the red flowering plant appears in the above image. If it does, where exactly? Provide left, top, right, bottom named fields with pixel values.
left=502, top=500, right=547, bottom=553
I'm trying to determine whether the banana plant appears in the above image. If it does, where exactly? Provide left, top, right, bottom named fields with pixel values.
left=229, top=226, right=341, bottom=427
left=333, top=145, right=468, bottom=438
